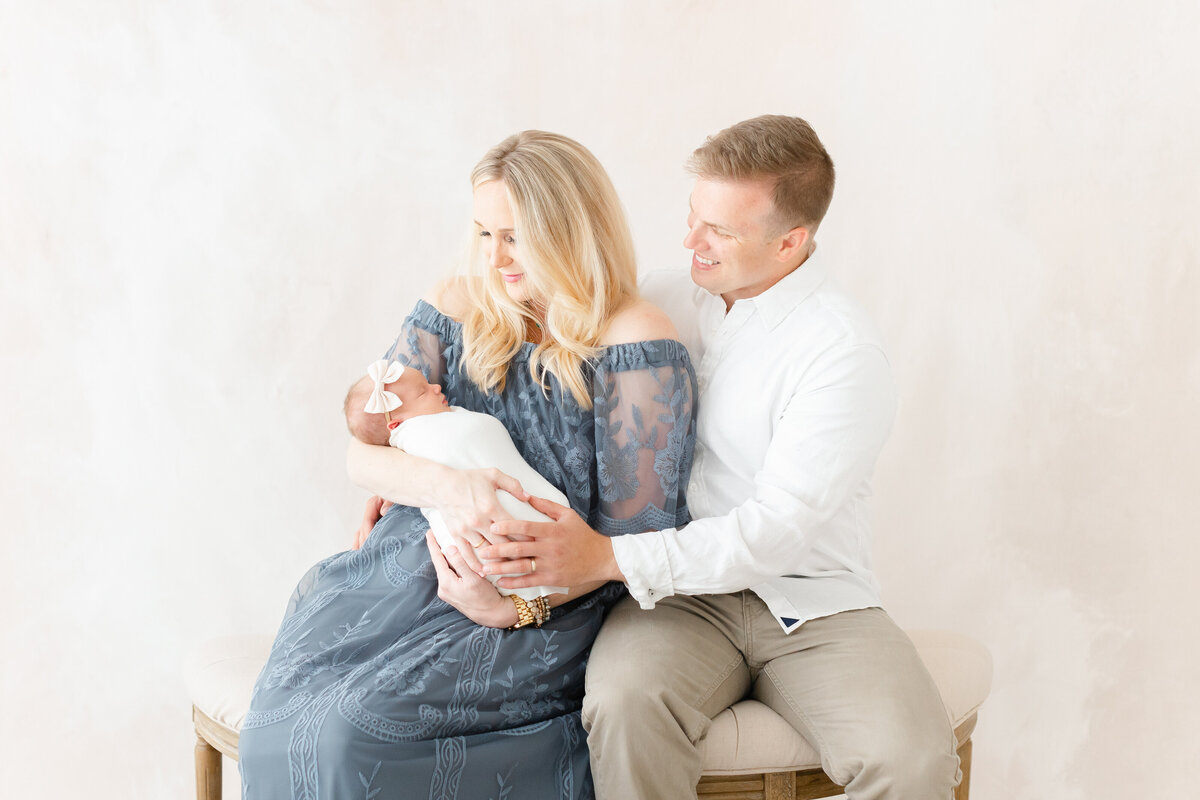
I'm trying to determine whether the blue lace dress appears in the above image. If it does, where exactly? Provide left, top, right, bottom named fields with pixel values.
left=239, top=301, right=696, bottom=800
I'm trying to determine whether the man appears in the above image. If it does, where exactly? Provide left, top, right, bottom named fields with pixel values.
left=483, top=115, right=960, bottom=799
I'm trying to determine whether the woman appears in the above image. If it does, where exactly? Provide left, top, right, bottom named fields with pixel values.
left=239, top=131, right=697, bottom=799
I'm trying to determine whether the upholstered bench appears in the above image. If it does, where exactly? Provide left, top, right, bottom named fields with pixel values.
left=185, top=630, right=990, bottom=800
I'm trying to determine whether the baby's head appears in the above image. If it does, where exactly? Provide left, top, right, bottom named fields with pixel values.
left=345, top=363, right=450, bottom=445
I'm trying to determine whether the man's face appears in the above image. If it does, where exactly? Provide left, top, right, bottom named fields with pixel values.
left=683, top=177, right=791, bottom=309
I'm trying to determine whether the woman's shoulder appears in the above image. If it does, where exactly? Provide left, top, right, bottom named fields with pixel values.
left=422, top=277, right=479, bottom=322
left=598, top=298, right=680, bottom=347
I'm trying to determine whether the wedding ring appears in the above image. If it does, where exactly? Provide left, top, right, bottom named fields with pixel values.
left=472, top=538, right=486, bottom=548
left=530, top=558, right=537, bottom=574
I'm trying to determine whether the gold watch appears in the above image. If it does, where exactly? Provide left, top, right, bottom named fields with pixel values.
left=507, top=595, right=553, bottom=629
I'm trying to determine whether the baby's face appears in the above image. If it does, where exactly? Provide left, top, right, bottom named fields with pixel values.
left=391, top=369, right=449, bottom=419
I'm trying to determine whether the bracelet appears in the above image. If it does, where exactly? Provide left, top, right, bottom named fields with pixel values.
left=507, top=595, right=553, bottom=629
left=532, top=595, right=552, bottom=626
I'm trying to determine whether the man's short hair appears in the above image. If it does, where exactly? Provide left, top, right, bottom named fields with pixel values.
left=687, top=115, right=836, bottom=236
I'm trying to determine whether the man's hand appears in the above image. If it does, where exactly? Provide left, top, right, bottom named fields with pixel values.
left=479, top=496, right=625, bottom=588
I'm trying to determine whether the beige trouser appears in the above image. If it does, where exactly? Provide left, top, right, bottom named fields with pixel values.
left=583, top=593, right=961, bottom=800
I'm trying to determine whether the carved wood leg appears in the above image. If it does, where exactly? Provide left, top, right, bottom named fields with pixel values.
left=195, top=733, right=222, bottom=800
left=764, top=770, right=798, bottom=799
left=954, top=738, right=973, bottom=800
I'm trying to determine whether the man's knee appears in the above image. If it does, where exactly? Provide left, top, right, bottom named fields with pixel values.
left=834, top=718, right=960, bottom=797
left=583, top=672, right=663, bottom=734
left=863, top=742, right=960, bottom=797
left=583, top=676, right=713, bottom=747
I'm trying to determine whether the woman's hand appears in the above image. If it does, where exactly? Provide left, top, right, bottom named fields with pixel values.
left=432, top=468, right=529, bottom=571
left=353, top=495, right=393, bottom=549
left=426, top=531, right=517, bottom=628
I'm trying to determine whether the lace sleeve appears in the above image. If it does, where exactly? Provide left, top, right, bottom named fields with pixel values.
left=382, top=301, right=451, bottom=386
left=592, top=341, right=697, bottom=537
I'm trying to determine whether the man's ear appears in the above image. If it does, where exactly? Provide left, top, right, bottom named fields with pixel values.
left=775, top=225, right=811, bottom=263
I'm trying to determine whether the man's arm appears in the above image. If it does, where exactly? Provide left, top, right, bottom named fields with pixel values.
left=483, top=343, right=895, bottom=604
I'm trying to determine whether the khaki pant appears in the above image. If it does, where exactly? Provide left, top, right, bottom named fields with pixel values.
left=583, top=593, right=961, bottom=800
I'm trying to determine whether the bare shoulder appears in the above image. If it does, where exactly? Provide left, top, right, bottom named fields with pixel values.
left=422, top=277, right=476, bottom=320
left=599, top=298, right=680, bottom=346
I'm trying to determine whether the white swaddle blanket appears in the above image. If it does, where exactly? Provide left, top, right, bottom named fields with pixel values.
left=389, top=406, right=569, bottom=600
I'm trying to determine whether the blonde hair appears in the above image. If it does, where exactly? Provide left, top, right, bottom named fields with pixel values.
left=687, top=115, right=836, bottom=236
left=460, top=131, right=639, bottom=407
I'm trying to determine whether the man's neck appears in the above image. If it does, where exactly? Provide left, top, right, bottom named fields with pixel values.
left=720, top=243, right=816, bottom=312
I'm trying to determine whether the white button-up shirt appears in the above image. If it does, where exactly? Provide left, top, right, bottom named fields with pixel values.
left=614, top=251, right=896, bottom=631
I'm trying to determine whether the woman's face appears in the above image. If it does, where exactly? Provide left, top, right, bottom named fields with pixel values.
left=473, top=181, right=531, bottom=304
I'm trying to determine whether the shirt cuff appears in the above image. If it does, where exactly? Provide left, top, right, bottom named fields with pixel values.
left=611, top=528, right=676, bottom=609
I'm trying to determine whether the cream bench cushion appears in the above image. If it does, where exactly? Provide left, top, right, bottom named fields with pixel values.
left=697, top=629, right=992, bottom=775
left=184, top=628, right=991, bottom=775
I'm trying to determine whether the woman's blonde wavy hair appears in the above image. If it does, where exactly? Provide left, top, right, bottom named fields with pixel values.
left=460, top=131, right=639, bottom=408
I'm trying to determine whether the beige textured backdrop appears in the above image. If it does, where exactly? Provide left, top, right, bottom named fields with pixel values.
left=2, top=2, right=1197, bottom=798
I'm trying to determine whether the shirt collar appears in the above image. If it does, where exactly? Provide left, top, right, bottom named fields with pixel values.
left=732, top=247, right=827, bottom=330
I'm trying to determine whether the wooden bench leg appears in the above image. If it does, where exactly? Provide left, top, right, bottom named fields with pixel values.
left=764, top=771, right=797, bottom=799
left=195, top=733, right=222, bottom=800
left=954, top=738, right=973, bottom=800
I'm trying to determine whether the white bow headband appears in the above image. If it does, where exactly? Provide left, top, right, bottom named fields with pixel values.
left=364, top=359, right=408, bottom=414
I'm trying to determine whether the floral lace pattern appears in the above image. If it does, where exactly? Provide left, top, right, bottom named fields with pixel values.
left=239, top=300, right=696, bottom=800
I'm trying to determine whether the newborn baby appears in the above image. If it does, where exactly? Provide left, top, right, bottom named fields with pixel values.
left=345, top=360, right=568, bottom=600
